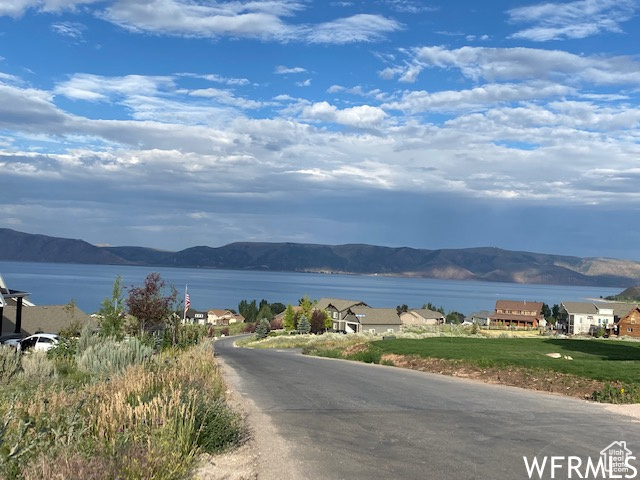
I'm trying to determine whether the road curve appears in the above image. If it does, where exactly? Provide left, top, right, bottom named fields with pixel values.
left=215, top=336, right=640, bottom=480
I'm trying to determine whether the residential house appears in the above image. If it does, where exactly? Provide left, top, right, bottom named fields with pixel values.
left=273, top=306, right=302, bottom=325
left=559, top=302, right=615, bottom=335
left=1, top=304, right=95, bottom=336
left=316, top=298, right=369, bottom=332
left=614, top=306, right=640, bottom=338
left=400, top=309, right=445, bottom=327
left=347, top=306, right=402, bottom=334
left=489, top=300, right=544, bottom=328
left=184, top=308, right=208, bottom=325
left=207, top=309, right=236, bottom=326
left=469, top=310, right=493, bottom=326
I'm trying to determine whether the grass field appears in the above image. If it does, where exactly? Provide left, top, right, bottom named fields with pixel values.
left=372, top=337, right=640, bottom=385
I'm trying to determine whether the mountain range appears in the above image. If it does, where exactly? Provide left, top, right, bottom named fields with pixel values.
left=1, top=228, right=640, bottom=287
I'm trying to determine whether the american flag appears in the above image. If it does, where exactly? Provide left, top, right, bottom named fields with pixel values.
left=184, top=289, right=190, bottom=316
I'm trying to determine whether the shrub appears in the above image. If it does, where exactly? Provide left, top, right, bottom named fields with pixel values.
left=194, top=399, right=244, bottom=453
left=77, top=338, right=153, bottom=375
left=21, top=352, right=56, bottom=381
left=0, top=345, right=21, bottom=384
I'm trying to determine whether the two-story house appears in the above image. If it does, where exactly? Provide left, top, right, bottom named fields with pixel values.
left=489, top=300, right=544, bottom=328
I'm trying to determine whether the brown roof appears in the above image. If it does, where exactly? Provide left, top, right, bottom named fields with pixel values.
left=317, top=298, right=368, bottom=312
left=1, top=305, right=96, bottom=336
left=494, top=300, right=543, bottom=314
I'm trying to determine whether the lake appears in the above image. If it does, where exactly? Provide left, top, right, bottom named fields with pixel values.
left=0, top=261, right=623, bottom=315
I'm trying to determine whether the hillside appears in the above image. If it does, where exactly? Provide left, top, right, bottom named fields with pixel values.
left=2, top=228, right=640, bottom=287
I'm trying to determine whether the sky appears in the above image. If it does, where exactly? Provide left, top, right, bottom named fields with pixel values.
left=1, top=0, right=640, bottom=261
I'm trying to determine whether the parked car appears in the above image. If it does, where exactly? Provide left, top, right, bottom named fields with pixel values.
left=0, top=334, right=24, bottom=348
left=18, top=333, right=59, bottom=353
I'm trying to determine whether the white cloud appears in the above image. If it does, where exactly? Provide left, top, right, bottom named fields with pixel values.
left=51, top=21, right=86, bottom=40
left=54, top=74, right=175, bottom=102
left=392, top=46, right=640, bottom=86
left=507, top=0, right=638, bottom=41
left=275, top=65, right=307, bottom=74
left=0, top=0, right=100, bottom=17
left=384, top=82, right=574, bottom=113
left=302, top=101, right=387, bottom=127
left=305, top=14, right=402, bottom=44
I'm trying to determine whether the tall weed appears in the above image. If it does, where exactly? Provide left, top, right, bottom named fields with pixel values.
left=0, top=346, right=21, bottom=384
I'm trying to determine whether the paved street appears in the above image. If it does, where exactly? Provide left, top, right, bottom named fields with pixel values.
left=216, top=337, right=640, bottom=480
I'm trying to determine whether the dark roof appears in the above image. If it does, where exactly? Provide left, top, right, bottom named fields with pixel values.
left=1, top=305, right=96, bottom=336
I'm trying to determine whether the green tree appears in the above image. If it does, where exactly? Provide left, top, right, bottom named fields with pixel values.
left=541, top=303, right=552, bottom=320
left=446, top=311, right=464, bottom=324
left=255, top=319, right=271, bottom=339
left=298, top=295, right=315, bottom=320
left=396, top=304, right=408, bottom=315
left=256, top=303, right=273, bottom=322
left=297, top=315, right=311, bottom=334
left=126, top=272, right=177, bottom=334
left=238, top=299, right=258, bottom=323
left=270, top=302, right=286, bottom=315
left=98, top=275, right=126, bottom=339
left=283, top=304, right=296, bottom=331
left=423, top=302, right=445, bottom=314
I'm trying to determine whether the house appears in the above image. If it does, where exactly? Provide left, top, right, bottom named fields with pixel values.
left=400, top=309, right=445, bottom=327
left=469, top=310, right=492, bottom=326
left=273, top=306, right=302, bottom=324
left=316, top=298, right=369, bottom=332
left=347, top=306, right=402, bottom=334
left=184, top=308, right=208, bottom=325
left=559, top=302, right=615, bottom=335
left=614, top=306, right=640, bottom=338
left=207, top=309, right=236, bottom=326
left=1, top=304, right=95, bottom=336
left=489, top=300, right=544, bottom=328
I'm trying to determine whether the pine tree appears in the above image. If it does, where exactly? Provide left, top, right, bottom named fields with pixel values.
left=255, top=318, right=271, bottom=339
left=297, top=314, right=311, bottom=334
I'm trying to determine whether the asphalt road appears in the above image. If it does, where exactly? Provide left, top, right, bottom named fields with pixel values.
left=215, top=337, right=640, bottom=480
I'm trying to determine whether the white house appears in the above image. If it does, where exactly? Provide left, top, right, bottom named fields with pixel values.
left=560, top=302, right=614, bottom=335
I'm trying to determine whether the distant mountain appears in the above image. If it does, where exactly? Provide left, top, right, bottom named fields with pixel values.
left=2, top=228, right=640, bottom=287
left=0, top=228, right=130, bottom=265
left=605, top=285, right=640, bottom=302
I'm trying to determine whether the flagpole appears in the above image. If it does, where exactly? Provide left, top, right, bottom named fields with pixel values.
left=183, top=285, right=188, bottom=323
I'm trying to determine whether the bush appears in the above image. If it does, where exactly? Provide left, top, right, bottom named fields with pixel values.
left=0, top=346, right=21, bottom=383
left=76, top=338, right=153, bottom=375
left=21, top=352, right=56, bottom=381
left=194, top=399, right=244, bottom=453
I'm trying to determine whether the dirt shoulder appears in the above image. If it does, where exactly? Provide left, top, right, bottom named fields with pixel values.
left=193, top=356, right=303, bottom=480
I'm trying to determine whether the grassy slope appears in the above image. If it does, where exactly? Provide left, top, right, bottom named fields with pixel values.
left=372, top=337, right=640, bottom=385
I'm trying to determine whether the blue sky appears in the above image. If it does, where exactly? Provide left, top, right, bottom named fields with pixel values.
left=1, top=0, right=640, bottom=260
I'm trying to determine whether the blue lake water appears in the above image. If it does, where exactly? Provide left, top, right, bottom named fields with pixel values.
left=0, top=261, right=623, bottom=315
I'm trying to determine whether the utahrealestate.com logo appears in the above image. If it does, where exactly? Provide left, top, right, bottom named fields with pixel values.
left=524, top=441, right=638, bottom=479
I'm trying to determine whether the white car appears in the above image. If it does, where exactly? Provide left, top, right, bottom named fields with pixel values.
left=18, top=333, right=60, bottom=353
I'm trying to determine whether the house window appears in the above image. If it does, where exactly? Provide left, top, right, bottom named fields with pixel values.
left=368, top=329, right=376, bottom=334
left=333, top=312, right=337, bottom=319
left=387, top=328, right=394, bottom=332
left=628, top=328, right=633, bottom=333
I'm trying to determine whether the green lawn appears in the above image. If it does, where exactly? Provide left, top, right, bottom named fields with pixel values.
left=372, top=337, right=640, bottom=385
